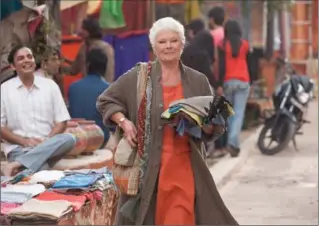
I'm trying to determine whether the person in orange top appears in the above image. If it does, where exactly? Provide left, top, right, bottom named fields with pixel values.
left=97, top=17, right=238, bottom=225
left=217, top=19, right=252, bottom=158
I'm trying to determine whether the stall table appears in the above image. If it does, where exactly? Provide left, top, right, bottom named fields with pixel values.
left=1, top=186, right=118, bottom=225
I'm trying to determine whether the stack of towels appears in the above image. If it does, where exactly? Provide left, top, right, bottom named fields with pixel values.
left=161, top=95, right=234, bottom=138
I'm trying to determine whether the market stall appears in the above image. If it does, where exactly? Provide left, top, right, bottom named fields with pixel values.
left=0, top=118, right=116, bottom=225
left=0, top=167, right=118, bottom=225
left=60, top=0, right=153, bottom=100
left=0, top=2, right=49, bottom=83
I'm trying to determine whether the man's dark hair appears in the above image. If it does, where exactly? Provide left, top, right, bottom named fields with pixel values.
left=87, top=48, right=107, bottom=76
left=186, top=19, right=205, bottom=36
left=207, top=6, right=225, bottom=26
left=8, top=44, right=29, bottom=65
left=82, top=17, right=103, bottom=39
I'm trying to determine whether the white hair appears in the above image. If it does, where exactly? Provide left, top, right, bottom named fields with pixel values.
left=149, top=17, right=186, bottom=46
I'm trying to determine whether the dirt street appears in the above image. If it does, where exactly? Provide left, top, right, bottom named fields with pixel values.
left=220, top=101, right=318, bottom=225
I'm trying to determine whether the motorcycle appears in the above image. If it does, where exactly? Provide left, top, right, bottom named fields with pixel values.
left=257, top=57, right=314, bottom=155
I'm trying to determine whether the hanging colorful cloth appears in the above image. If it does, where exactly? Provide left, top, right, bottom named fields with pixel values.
left=1, top=0, right=23, bottom=21
left=184, top=0, right=201, bottom=25
left=99, top=0, right=126, bottom=29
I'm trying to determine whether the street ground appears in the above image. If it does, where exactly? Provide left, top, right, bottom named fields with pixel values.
left=206, top=129, right=255, bottom=167
left=219, top=101, right=318, bottom=225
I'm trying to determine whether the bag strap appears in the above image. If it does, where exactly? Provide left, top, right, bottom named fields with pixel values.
left=136, top=61, right=152, bottom=108
left=113, top=62, right=151, bottom=138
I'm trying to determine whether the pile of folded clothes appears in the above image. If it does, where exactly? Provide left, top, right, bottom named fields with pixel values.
left=161, top=95, right=234, bottom=139
left=1, top=184, right=46, bottom=204
left=7, top=199, right=73, bottom=222
left=1, top=167, right=117, bottom=224
left=50, top=169, right=114, bottom=194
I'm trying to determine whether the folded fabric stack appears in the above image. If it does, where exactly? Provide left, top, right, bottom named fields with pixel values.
left=161, top=95, right=234, bottom=139
left=1, top=203, right=21, bottom=215
left=7, top=199, right=73, bottom=221
left=50, top=173, right=104, bottom=193
left=17, top=170, right=66, bottom=188
left=28, top=170, right=65, bottom=184
left=0, top=167, right=117, bottom=224
left=1, top=184, right=46, bottom=204
left=36, top=191, right=87, bottom=212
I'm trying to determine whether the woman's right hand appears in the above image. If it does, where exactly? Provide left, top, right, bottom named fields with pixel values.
left=120, top=119, right=137, bottom=147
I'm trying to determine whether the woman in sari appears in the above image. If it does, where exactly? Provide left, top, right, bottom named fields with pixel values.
left=97, top=17, right=238, bottom=225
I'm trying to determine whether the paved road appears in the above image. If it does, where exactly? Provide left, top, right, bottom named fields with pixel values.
left=220, top=101, right=318, bottom=225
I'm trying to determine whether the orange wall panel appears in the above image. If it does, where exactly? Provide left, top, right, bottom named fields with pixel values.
left=61, top=36, right=83, bottom=100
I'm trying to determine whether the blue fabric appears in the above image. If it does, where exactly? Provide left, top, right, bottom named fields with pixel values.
left=103, top=35, right=115, bottom=46
left=68, top=74, right=111, bottom=145
left=168, top=105, right=183, bottom=114
left=176, top=119, right=186, bottom=136
left=113, top=34, right=149, bottom=80
left=175, top=119, right=202, bottom=139
left=52, top=173, right=102, bottom=188
left=1, top=0, right=23, bottom=21
left=188, top=125, right=202, bottom=138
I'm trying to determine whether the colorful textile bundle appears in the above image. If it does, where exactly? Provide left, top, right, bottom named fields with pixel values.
left=7, top=199, right=73, bottom=221
left=1, top=184, right=46, bottom=204
left=99, top=0, right=126, bottom=29
left=161, top=95, right=234, bottom=139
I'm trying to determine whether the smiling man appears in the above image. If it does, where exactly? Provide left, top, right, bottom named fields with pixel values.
left=0, top=45, right=75, bottom=177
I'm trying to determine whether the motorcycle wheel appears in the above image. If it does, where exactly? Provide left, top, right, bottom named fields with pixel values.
left=257, top=117, right=296, bottom=155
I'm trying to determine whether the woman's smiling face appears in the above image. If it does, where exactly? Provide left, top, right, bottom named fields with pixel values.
left=153, top=30, right=184, bottom=62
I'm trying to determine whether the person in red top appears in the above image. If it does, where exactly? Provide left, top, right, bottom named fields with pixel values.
left=217, top=19, right=251, bottom=157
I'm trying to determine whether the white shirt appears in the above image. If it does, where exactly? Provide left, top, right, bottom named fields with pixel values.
left=1, top=76, right=70, bottom=154
left=34, top=69, right=53, bottom=80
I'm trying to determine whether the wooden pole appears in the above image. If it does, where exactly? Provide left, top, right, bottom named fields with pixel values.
left=278, top=10, right=286, bottom=58
left=312, top=0, right=318, bottom=58
left=265, top=6, right=274, bottom=60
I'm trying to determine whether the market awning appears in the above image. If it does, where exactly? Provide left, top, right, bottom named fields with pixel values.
left=60, top=0, right=88, bottom=11
left=87, top=0, right=102, bottom=15
left=60, top=0, right=101, bottom=15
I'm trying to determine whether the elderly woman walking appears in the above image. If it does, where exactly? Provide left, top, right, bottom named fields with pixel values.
left=97, top=17, right=238, bottom=225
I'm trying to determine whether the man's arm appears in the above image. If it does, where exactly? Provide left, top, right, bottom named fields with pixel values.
left=50, top=82, right=71, bottom=137
left=47, top=121, right=67, bottom=138
left=1, top=87, right=30, bottom=146
left=1, top=127, right=26, bottom=146
left=104, top=45, right=115, bottom=83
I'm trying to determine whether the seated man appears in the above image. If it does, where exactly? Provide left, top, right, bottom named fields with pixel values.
left=1, top=45, right=75, bottom=176
left=68, top=48, right=111, bottom=146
